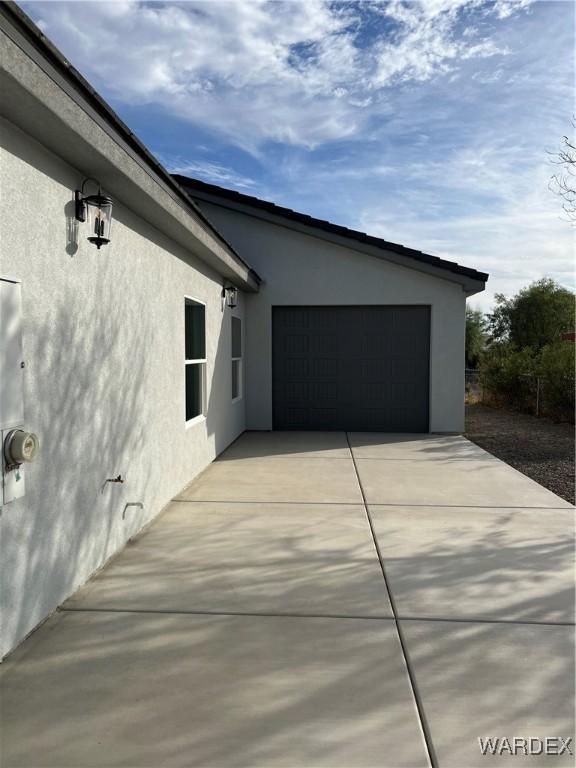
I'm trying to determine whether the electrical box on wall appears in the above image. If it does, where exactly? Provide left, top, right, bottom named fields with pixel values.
left=2, top=434, right=26, bottom=502
left=1, top=277, right=39, bottom=504
left=0, top=278, right=24, bottom=429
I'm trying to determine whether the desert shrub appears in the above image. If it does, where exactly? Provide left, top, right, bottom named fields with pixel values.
left=480, top=344, right=536, bottom=409
left=537, top=342, right=575, bottom=418
left=480, top=341, right=575, bottom=420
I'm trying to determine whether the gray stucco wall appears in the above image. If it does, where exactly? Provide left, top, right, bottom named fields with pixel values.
left=196, top=202, right=466, bottom=435
left=0, top=118, right=245, bottom=658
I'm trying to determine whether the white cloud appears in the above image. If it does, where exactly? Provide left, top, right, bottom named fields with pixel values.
left=492, top=0, right=533, bottom=19
left=359, top=146, right=575, bottom=310
left=163, top=157, right=257, bottom=190
left=371, top=0, right=508, bottom=87
left=25, top=0, right=527, bottom=149
left=23, top=0, right=571, bottom=310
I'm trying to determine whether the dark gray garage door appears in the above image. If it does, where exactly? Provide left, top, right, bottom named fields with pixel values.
left=272, top=306, right=430, bottom=432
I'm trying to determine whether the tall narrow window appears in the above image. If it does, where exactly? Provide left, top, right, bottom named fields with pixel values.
left=185, top=298, right=206, bottom=422
left=231, top=316, right=242, bottom=401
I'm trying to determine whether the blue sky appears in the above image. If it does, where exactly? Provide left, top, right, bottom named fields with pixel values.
left=22, top=0, right=574, bottom=309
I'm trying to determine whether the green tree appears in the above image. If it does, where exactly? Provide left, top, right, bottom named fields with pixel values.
left=465, top=306, right=486, bottom=368
left=487, top=278, right=575, bottom=351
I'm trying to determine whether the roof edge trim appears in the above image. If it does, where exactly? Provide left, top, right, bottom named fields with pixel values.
left=175, top=175, right=488, bottom=287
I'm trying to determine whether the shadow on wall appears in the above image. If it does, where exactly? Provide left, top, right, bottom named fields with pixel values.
left=2, top=212, right=243, bottom=657
left=1, top=118, right=244, bottom=657
left=205, top=300, right=243, bottom=459
left=92, top=190, right=242, bottom=460
left=1, top=278, right=153, bottom=658
left=2, top=114, right=244, bottom=456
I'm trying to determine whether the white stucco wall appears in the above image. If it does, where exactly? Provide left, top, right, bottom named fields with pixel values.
left=196, top=202, right=467, bottom=435
left=0, top=118, right=246, bottom=659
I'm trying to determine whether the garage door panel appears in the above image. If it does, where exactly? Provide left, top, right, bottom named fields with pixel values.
left=284, top=381, right=338, bottom=402
left=285, top=382, right=310, bottom=401
left=285, top=358, right=309, bottom=377
left=312, top=358, right=338, bottom=378
left=361, top=408, right=390, bottom=429
left=310, top=334, right=338, bottom=355
left=284, top=407, right=309, bottom=427
left=273, top=306, right=430, bottom=432
left=363, top=381, right=390, bottom=401
left=284, top=334, right=309, bottom=354
left=282, top=308, right=310, bottom=329
left=313, top=381, right=338, bottom=401
left=310, top=408, right=339, bottom=428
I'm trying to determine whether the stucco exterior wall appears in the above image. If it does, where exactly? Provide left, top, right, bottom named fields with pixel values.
left=196, top=202, right=466, bottom=435
left=0, top=118, right=245, bottom=658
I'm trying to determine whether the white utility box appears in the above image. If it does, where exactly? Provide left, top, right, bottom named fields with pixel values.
left=1, top=277, right=29, bottom=503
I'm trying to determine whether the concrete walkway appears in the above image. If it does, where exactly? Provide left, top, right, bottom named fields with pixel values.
left=2, top=432, right=574, bottom=767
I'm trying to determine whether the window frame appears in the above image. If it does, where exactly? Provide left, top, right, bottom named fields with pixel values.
left=231, top=314, right=243, bottom=403
left=185, top=296, right=207, bottom=427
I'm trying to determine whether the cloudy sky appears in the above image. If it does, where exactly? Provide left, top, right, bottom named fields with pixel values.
left=22, top=0, right=574, bottom=309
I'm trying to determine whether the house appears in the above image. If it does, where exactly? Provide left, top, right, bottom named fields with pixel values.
left=176, top=177, right=487, bottom=433
left=0, top=3, right=487, bottom=659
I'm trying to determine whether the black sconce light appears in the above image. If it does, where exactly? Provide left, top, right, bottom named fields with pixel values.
left=222, top=285, right=238, bottom=308
left=75, top=178, right=113, bottom=249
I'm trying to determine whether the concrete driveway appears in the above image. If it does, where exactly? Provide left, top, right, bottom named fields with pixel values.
left=2, top=432, right=574, bottom=767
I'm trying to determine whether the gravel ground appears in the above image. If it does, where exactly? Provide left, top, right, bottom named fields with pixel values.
left=465, top=403, right=575, bottom=505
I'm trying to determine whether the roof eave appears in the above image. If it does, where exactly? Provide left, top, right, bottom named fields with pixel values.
left=176, top=176, right=488, bottom=293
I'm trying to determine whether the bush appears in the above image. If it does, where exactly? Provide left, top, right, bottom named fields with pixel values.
left=537, top=342, right=575, bottom=417
left=480, top=341, right=575, bottom=421
left=480, top=344, right=536, bottom=409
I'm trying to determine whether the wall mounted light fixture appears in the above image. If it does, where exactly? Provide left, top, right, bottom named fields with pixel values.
left=75, top=178, right=113, bottom=249
left=222, top=285, right=238, bottom=308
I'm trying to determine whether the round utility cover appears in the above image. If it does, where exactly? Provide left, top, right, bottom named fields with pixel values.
left=6, top=430, right=40, bottom=464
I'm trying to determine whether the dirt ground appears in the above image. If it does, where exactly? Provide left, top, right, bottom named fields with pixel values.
left=465, top=403, right=575, bottom=505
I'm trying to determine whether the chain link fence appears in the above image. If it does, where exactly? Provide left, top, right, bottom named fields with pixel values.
left=465, top=368, right=576, bottom=422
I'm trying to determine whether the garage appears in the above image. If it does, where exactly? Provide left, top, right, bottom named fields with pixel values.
left=181, top=175, right=488, bottom=434
left=272, top=306, right=430, bottom=432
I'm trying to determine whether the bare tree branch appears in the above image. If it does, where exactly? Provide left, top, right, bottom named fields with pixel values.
left=549, top=119, right=576, bottom=222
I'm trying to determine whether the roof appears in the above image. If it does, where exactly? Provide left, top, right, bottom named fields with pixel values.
left=0, top=2, right=261, bottom=289
left=175, top=176, right=489, bottom=285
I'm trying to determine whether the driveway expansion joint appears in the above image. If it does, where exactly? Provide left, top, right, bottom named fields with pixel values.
left=59, top=607, right=397, bottom=621
left=59, top=607, right=575, bottom=627
left=345, top=432, right=439, bottom=768
left=216, top=456, right=355, bottom=460
left=395, top=614, right=576, bottom=628
left=172, top=498, right=371, bottom=505
left=172, top=498, right=575, bottom=509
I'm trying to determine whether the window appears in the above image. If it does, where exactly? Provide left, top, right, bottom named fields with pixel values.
left=231, top=316, right=242, bottom=401
left=185, top=298, right=206, bottom=422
